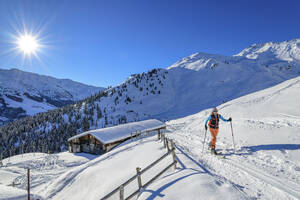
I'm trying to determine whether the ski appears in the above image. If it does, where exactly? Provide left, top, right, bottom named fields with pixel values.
left=210, top=151, right=226, bottom=159
left=214, top=153, right=226, bottom=159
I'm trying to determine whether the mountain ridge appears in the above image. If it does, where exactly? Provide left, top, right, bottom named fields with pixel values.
left=0, top=68, right=104, bottom=125
left=234, top=38, right=300, bottom=62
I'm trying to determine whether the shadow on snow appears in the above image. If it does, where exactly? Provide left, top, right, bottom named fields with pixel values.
left=138, top=144, right=212, bottom=200
left=222, top=144, right=300, bottom=157
left=244, top=144, right=300, bottom=153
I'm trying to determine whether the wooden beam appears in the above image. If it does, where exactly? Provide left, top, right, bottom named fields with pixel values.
left=0, top=153, right=3, bottom=167
left=27, top=169, right=30, bottom=200
left=166, top=139, right=170, bottom=151
left=119, top=185, right=124, bottom=200
left=136, top=167, right=142, bottom=190
left=171, top=140, right=177, bottom=170
left=157, top=129, right=161, bottom=140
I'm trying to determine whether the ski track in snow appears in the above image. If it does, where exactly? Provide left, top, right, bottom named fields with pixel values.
left=166, top=118, right=300, bottom=200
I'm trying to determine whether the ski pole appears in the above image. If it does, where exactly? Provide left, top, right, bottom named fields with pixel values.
left=230, top=121, right=236, bottom=153
left=202, top=128, right=207, bottom=155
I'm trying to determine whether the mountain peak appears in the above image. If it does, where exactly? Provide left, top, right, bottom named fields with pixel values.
left=167, top=39, right=300, bottom=72
left=167, top=52, right=230, bottom=71
left=235, top=39, right=300, bottom=62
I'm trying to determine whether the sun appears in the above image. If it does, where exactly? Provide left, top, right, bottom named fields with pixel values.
left=17, top=34, right=39, bottom=54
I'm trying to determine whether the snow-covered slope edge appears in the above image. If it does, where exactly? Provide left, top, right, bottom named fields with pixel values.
left=165, top=76, right=300, bottom=199
left=0, top=68, right=104, bottom=125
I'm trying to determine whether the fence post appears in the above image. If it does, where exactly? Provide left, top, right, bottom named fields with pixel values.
left=166, top=139, right=170, bottom=151
left=164, top=137, right=167, bottom=149
left=119, top=185, right=124, bottom=200
left=171, top=140, right=177, bottom=170
left=136, top=167, right=142, bottom=190
left=0, top=153, right=3, bottom=167
left=9, top=150, right=11, bottom=162
left=27, top=168, right=30, bottom=200
left=157, top=129, right=161, bottom=140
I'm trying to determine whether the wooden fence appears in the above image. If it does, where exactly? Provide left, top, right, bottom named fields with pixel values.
left=101, top=132, right=177, bottom=200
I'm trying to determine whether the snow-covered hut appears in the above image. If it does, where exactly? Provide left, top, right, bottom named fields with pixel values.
left=68, top=119, right=166, bottom=154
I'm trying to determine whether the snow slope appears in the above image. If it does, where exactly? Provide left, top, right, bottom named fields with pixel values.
left=1, top=76, right=300, bottom=200
left=165, top=76, right=300, bottom=199
left=0, top=132, right=247, bottom=200
left=0, top=68, right=104, bottom=125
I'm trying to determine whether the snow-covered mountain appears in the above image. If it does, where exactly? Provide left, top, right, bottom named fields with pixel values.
left=1, top=76, right=299, bottom=200
left=99, top=39, right=300, bottom=121
left=0, top=68, right=104, bottom=125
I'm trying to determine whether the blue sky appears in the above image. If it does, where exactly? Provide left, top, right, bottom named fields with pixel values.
left=0, top=0, right=299, bottom=87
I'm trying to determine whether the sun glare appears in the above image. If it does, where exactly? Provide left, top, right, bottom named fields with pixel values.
left=17, top=34, right=39, bottom=54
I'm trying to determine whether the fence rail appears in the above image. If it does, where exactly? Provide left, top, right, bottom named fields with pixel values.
left=101, top=132, right=176, bottom=200
left=125, top=161, right=177, bottom=200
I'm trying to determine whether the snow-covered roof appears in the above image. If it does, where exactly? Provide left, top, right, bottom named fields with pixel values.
left=68, top=119, right=166, bottom=144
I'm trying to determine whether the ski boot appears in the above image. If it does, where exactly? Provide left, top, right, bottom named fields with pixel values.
left=211, top=148, right=218, bottom=155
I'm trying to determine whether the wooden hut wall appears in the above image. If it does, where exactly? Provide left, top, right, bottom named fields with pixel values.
left=72, top=143, right=81, bottom=153
left=89, top=135, right=105, bottom=154
left=69, top=134, right=105, bottom=154
left=69, top=138, right=81, bottom=153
